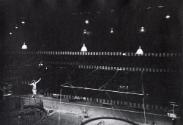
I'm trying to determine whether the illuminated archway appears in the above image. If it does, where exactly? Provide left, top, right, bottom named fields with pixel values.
left=81, top=117, right=139, bottom=125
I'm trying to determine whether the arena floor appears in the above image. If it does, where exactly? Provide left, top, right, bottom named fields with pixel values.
left=38, top=112, right=81, bottom=125
left=38, top=111, right=137, bottom=125
left=0, top=95, right=181, bottom=125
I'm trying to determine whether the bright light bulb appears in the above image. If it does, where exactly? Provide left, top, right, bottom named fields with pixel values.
left=135, top=46, right=144, bottom=55
left=140, top=26, right=145, bottom=33
left=83, top=29, right=87, bottom=34
left=81, top=43, right=87, bottom=52
left=21, top=42, right=28, bottom=50
left=83, top=29, right=91, bottom=35
left=122, top=53, right=126, bottom=56
left=85, top=19, right=89, bottom=24
left=15, top=26, right=18, bottom=29
left=39, top=62, right=43, bottom=67
left=165, top=14, right=171, bottom=19
left=9, top=32, right=13, bottom=35
left=110, top=28, right=114, bottom=34
left=21, top=21, right=25, bottom=24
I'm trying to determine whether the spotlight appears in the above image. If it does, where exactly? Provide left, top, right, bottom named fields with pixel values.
left=81, top=43, right=87, bottom=52
left=139, top=26, right=145, bottom=33
left=21, top=21, right=25, bottom=24
left=135, top=46, right=144, bottom=55
left=83, top=29, right=91, bottom=35
left=9, top=32, right=13, bottom=35
left=122, top=53, right=126, bottom=56
left=39, top=62, right=43, bottom=67
left=110, top=27, right=114, bottom=34
left=21, top=42, right=28, bottom=50
left=83, top=29, right=87, bottom=34
left=85, top=19, right=89, bottom=24
left=165, top=14, right=171, bottom=19
left=15, top=26, right=18, bottom=29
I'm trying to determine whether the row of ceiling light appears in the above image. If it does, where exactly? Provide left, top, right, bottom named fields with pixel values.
left=9, top=14, right=170, bottom=54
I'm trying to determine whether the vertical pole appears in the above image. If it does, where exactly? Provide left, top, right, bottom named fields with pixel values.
left=141, top=71, right=147, bottom=124
left=58, top=89, right=62, bottom=124
left=60, top=89, right=62, bottom=109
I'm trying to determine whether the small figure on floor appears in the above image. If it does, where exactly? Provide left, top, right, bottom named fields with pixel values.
left=29, top=78, right=41, bottom=98
left=97, top=120, right=105, bottom=125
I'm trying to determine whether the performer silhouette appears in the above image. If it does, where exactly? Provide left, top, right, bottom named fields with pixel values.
left=29, top=78, right=41, bottom=97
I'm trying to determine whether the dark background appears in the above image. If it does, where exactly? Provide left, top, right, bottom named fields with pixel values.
left=2, top=0, right=183, bottom=52
left=0, top=0, right=182, bottom=107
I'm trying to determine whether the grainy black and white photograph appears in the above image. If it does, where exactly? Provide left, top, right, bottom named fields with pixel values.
left=0, top=0, right=183, bottom=125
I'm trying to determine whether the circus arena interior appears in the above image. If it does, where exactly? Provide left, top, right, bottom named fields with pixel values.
left=0, top=0, right=183, bottom=125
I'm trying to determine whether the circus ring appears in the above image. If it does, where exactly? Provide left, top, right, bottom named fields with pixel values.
left=81, top=117, right=139, bottom=125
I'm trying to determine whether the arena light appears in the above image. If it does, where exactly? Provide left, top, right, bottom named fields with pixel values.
left=135, top=46, right=144, bottom=55
left=81, top=43, right=87, bottom=52
left=9, top=32, right=13, bottom=36
left=110, top=27, right=114, bottom=34
left=83, top=29, right=87, bottom=34
left=140, top=26, right=145, bottom=33
left=122, top=53, right=126, bottom=56
left=85, top=19, right=89, bottom=24
left=3, top=93, right=12, bottom=97
left=21, top=42, right=28, bottom=50
left=38, top=62, right=43, bottom=67
left=21, top=21, right=25, bottom=24
left=165, top=14, right=171, bottom=19
left=157, top=5, right=165, bottom=8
